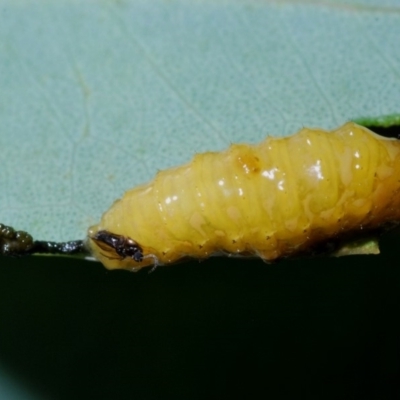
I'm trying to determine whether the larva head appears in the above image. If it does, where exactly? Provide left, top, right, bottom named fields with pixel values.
left=92, top=230, right=143, bottom=261
left=87, top=226, right=159, bottom=271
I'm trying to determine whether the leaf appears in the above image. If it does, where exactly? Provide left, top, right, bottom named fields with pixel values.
left=1, top=0, right=400, bottom=246
left=1, top=2, right=400, bottom=397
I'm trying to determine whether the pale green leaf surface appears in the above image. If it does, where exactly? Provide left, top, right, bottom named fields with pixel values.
left=0, top=368, right=38, bottom=400
left=1, top=0, right=400, bottom=244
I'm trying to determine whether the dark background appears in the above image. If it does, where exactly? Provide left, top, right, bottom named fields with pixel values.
left=1, top=230, right=400, bottom=400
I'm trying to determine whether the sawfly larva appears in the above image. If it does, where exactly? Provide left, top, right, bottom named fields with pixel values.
left=86, top=122, right=400, bottom=271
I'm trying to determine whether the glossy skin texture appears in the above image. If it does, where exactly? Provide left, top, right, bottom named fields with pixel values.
left=88, top=122, right=400, bottom=271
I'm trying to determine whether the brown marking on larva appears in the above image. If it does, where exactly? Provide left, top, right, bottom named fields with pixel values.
left=233, top=144, right=261, bottom=174
left=91, top=230, right=143, bottom=262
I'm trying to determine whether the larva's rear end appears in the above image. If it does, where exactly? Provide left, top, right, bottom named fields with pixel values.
left=87, top=122, right=400, bottom=271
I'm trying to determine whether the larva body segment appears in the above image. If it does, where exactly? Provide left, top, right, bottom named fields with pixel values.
left=87, top=122, right=400, bottom=271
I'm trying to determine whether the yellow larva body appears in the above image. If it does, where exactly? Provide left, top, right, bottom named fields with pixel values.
left=88, top=122, right=400, bottom=271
